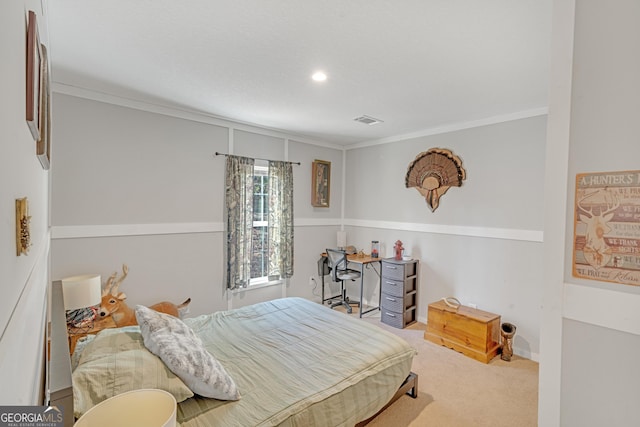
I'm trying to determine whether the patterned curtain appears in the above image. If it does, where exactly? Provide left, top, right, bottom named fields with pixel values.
left=268, top=161, right=294, bottom=279
left=224, top=155, right=255, bottom=290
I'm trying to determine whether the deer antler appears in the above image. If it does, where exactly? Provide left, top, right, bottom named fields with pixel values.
left=577, top=191, right=596, bottom=218
left=102, top=271, right=118, bottom=297
left=578, top=189, right=620, bottom=218
left=601, top=190, right=620, bottom=217
left=110, top=264, right=129, bottom=296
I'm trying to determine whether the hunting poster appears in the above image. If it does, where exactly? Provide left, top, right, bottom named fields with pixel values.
left=573, top=170, right=640, bottom=286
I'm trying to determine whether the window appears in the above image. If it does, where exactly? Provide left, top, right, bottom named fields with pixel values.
left=224, top=155, right=293, bottom=291
left=251, top=164, right=269, bottom=284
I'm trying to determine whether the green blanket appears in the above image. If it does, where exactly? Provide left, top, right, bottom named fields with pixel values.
left=178, top=297, right=416, bottom=427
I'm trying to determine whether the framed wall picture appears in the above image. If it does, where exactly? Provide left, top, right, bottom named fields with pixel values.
left=311, top=160, right=331, bottom=207
left=16, top=197, right=31, bottom=256
left=26, top=10, right=42, bottom=141
left=573, top=170, right=640, bottom=286
left=36, top=43, right=51, bottom=170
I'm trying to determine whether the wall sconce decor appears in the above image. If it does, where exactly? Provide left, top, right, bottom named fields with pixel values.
left=16, top=197, right=31, bottom=256
left=405, top=148, right=466, bottom=212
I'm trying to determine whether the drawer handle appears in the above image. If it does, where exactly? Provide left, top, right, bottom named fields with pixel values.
left=387, top=266, right=398, bottom=269
left=385, top=281, right=397, bottom=286
left=385, top=312, right=396, bottom=317
left=385, top=297, right=397, bottom=302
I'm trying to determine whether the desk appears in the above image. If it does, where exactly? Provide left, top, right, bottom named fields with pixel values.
left=320, top=253, right=382, bottom=318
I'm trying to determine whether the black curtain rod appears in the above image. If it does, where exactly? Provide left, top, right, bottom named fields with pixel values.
left=214, top=152, right=301, bottom=165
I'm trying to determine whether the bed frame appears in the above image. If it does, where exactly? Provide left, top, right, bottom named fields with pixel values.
left=49, top=280, right=418, bottom=426
left=357, top=372, right=418, bottom=426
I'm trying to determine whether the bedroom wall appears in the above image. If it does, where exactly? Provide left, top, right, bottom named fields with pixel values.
left=343, top=115, right=546, bottom=360
left=50, top=91, right=547, bottom=360
left=0, top=0, right=50, bottom=404
left=551, top=0, right=640, bottom=425
left=50, top=91, right=345, bottom=318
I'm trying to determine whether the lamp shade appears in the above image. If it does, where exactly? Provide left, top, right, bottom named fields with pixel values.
left=75, top=389, right=177, bottom=427
left=337, top=231, right=347, bottom=248
left=61, top=274, right=102, bottom=310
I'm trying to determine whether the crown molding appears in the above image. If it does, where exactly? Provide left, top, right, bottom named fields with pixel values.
left=51, top=82, right=344, bottom=150
left=347, top=107, right=549, bottom=150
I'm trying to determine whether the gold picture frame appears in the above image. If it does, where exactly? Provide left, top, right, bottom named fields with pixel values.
left=311, top=160, right=331, bottom=207
left=16, top=198, right=31, bottom=256
left=26, top=10, right=42, bottom=141
left=36, top=43, right=51, bottom=170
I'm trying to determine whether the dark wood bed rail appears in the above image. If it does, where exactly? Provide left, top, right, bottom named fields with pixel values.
left=355, top=372, right=418, bottom=426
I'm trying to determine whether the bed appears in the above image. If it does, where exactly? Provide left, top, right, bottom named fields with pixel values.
left=70, top=297, right=417, bottom=426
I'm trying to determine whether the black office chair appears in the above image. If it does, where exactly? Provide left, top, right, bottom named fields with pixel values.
left=325, top=248, right=361, bottom=313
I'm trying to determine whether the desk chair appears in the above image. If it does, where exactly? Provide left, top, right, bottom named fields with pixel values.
left=325, top=248, right=361, bottom=314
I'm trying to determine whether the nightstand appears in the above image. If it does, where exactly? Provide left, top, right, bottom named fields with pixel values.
left=50, top=281, right=74, bottom=427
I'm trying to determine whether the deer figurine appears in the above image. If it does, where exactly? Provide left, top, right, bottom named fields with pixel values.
left=98, top=264, right=191, bottom=327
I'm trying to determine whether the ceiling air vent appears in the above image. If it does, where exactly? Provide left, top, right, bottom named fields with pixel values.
left=353, top=115, right=383, bottom=125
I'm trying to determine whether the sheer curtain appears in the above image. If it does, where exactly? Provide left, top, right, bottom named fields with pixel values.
left=268, top=160, right=294, bottom=279
left=224, top=155, right=255, bottom=290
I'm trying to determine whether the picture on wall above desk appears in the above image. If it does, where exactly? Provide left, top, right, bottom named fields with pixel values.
left=405, top=147, right=466, bottom=212
left=312, top=159, right=331, bottom=207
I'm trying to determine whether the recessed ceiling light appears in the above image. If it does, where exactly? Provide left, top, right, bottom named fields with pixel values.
left=312, top=71, right=327, bottom=82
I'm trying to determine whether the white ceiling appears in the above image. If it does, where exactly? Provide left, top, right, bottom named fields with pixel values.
left=47, top=0, right=552, bottom=146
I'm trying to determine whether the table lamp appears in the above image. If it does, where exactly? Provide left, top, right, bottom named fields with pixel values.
left=61, top=274, right=102, bottom=333
left=337, top=231, right=347, bottom=251
left=74, top=389, right=177, bottom=427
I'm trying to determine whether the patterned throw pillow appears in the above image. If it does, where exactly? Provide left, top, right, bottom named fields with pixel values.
left=135, top=305, right=240, bottom=400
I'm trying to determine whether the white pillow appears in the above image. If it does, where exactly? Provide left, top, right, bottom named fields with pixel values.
left=135, top=305, right=240, bottom=400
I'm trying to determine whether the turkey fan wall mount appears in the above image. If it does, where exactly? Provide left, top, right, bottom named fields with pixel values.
left=405, top=148, right=466, bottom=212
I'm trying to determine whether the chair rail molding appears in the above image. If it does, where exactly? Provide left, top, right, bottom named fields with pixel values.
left=51, top=220, right=542, bottom=242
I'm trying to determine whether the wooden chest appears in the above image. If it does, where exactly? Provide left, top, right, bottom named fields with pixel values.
left=424, top=300, right=501, bottom=363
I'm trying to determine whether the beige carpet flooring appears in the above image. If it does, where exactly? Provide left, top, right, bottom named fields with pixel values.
left=341, top=307, right=539, bottom=427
